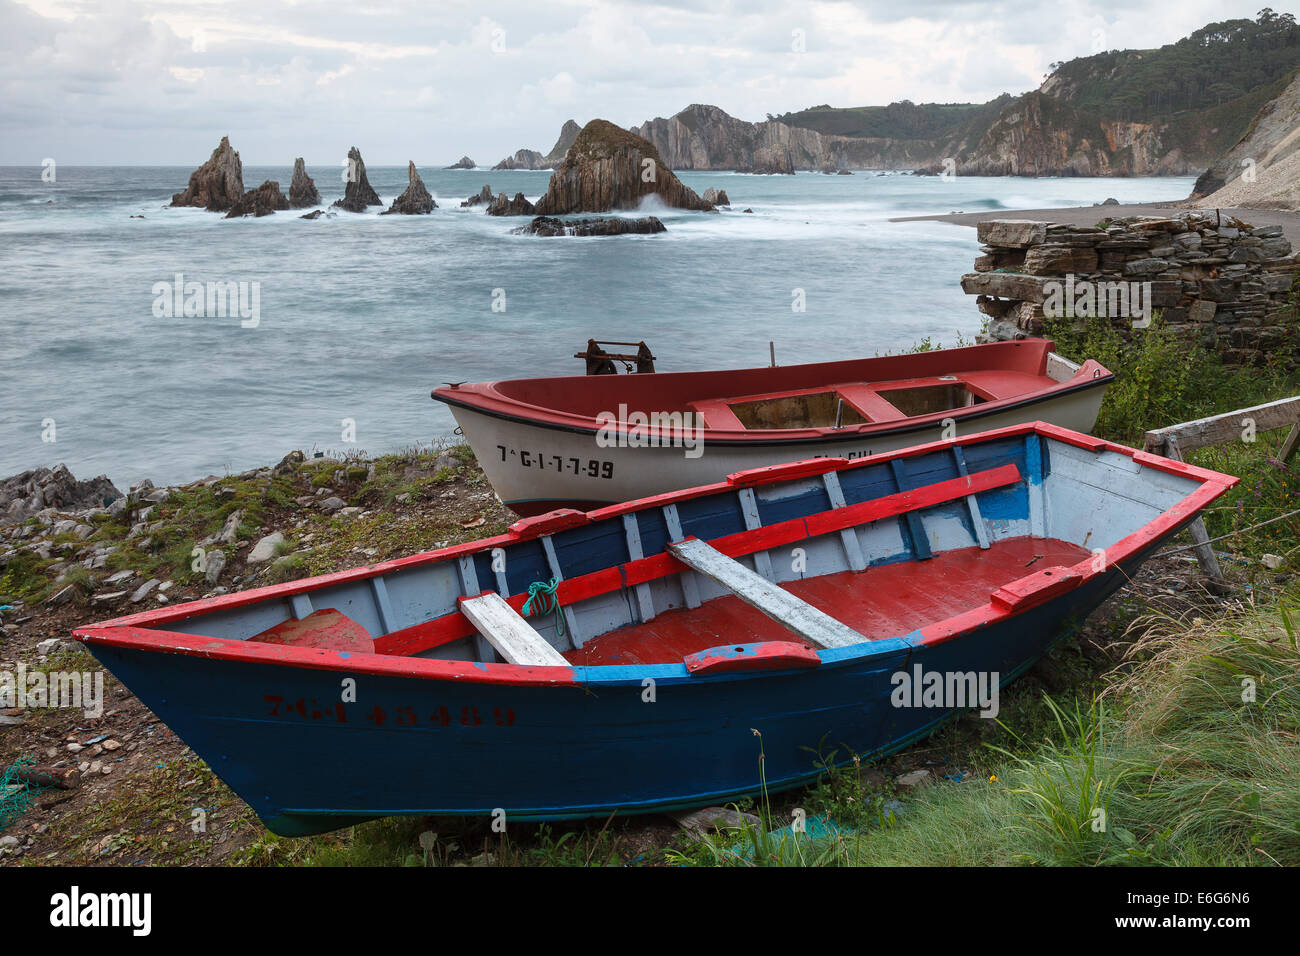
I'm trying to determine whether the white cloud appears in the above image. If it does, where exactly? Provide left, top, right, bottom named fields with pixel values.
left=0, top=0, right=1277, bottom=164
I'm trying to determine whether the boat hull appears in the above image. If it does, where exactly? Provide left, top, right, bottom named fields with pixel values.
left=452, top=383, right=1107, bottom=515
left=76, top=422, right=1235, bottom=837
left=85, top=546, right=1146, bottom=837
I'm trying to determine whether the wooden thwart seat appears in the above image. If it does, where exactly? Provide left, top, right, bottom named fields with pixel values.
left=457, top=592, right=569, bottom=666
left=667, top=538, right=866, bottom=649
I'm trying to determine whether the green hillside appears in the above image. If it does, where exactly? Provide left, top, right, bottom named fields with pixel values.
left=773, top=10, right=1299, bottom=165
left=1049, top=11, right=1300, bottom=121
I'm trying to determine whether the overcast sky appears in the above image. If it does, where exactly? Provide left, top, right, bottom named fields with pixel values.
left=0, top=0, right=1283, bottom=165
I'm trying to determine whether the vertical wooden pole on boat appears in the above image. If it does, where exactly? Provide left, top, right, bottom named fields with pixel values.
left=541, top=536, right=583, bottom=648
left=821, top=471, right=867, bottom=572
left=622, top=514, right=656, bottom=622
left=1162, top=435, right=1229, bottom=592
left=951, top=446, right=991, bottom=550
left=888, top=459, right=933, bottom=560
left=457, top=556, right=498, bottom=663
left=736, top=488, right=775, bottom=580
left=663, top=504, right=703, bottom=608
left=769, top=342, right=776, bottom=368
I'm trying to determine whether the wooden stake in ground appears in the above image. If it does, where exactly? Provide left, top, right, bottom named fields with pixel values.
left=1143, top=394, right=1300, bottom=593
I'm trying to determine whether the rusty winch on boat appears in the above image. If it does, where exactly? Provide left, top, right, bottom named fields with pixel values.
left=575, top=339, right=657, bottom=375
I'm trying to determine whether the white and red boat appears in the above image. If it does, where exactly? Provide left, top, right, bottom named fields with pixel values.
left=433, top=339, right=1112, bottom=515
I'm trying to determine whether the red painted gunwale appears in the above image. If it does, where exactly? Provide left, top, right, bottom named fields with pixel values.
left=73, top=422, right=1237, bottom=686
left=432, top=339, right=1114, bottom=445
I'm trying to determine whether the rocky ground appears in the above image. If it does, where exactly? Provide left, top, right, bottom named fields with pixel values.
left=0, top=446, right=1275, bottom=866
left=0, top=443, right=516, bottom=865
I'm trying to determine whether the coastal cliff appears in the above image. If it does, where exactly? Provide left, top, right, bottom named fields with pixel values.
left=931, top=92, right=1197, bottom=177
left=1191, top=69, right=1300, bottom=209
left=505, top=14, right=1300, bottom=177
left=630, top=104, right=936, bottom=171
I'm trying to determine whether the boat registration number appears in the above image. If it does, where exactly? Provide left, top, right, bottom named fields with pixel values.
left=264, top=696, right=516, bottom=728
left=497, top=445, right=614, bottom=479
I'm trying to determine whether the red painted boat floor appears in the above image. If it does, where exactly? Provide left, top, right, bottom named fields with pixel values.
left=562, top=537, right=1091, bottom=666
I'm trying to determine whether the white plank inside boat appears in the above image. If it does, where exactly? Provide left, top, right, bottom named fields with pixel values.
left=459, top=592, right=569, bottom=666
left=667, top=538, right=866, bottom=649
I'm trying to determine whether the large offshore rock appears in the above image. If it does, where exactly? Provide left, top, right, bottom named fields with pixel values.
left=381, top=162, right=436, bottom=215
left=462, top=185, right=495, bottom=207
left=545, top=120, right=582, bottom=164
left=486, top=192, right=536, bottom=216
left=738, top=145, right=794, bottom=175
left=332, top=147, right=382, bottom=212
left=533, top=119, right=715, bottom=215
left=171, top=136, right=244, bottom=211
left=225, top=180, right=290, bottom=218
left=288, top=158, right=321, bottom=208
left=493, top=149, right=546, bottom=171
left=512, top=215, right=667, bottom=237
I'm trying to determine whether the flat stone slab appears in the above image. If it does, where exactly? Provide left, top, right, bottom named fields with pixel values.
left=976, top=219, right=1048, bottom=248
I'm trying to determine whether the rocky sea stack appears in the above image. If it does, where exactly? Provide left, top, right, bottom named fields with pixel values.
left=546, top=120, right=581, bottom=162
left=447, top=156, right=476, bottom=170
left=225, top=181, right=290, bottom=218
left=171, top=136, right=244, bottom=211
left=486, top=192, right=537, bottom=216
left=332, top=147, right=382, bottom=212
left=533, top=119, right=715, bottom=215
left=491, top=119, right=580, bottom=170
left=288, top=158, right=320, bottom=208
left=461, top=185, right=496, bottom=207
left=494, top=149, right=546, bottom=171
left=382, top=162, right=436, bottom=215
left=739, top=145, right=794, bottom=175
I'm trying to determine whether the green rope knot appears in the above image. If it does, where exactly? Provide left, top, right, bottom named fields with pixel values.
left=521, top=577, right=564, bottom=637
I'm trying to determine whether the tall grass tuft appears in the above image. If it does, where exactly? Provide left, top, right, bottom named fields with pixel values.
left=846, top=599, right=1300, bottom=866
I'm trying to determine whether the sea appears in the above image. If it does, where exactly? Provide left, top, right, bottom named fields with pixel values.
left=0, top=164, right=1196, bottom=490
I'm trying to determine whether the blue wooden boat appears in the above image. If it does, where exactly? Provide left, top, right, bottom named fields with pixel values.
left=75, top=422, right=1235, bottom=836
